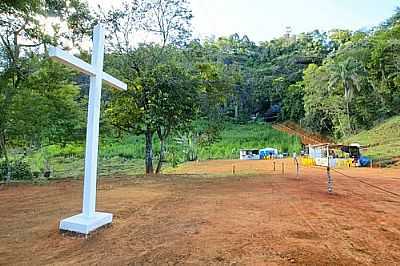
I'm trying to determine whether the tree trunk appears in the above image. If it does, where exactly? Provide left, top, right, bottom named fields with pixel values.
left=156, top=137, right=165, bottom=174
left=0, top=133, right=5, bottom=159
left=0, top=133, right=11, bottom=182
left=234, top=103, right=239, bottom=120
left=5, top=152, right=11, bottom=182
left=156, top=127, right=169, bottom=174
left=145, top=127, right=154, bottom=175
left=346, top=100, right=351, bottom=134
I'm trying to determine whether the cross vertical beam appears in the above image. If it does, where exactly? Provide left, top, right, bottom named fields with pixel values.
left=82, top=24, right=105, bottom=218
left=51, top=23, right=127, bottom=235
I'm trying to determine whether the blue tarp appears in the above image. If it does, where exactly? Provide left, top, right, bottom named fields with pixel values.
left=359, top=156, right=371, bottom=167
left=260, top=148, right=278, bottom=159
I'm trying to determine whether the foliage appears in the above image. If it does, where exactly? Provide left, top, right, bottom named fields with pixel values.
left=0, top=159, right=33, bottom=181
left=0, top=0, right=91, bottom=176
left=105, top=46, right=200, bottom=173
left=174, top=120, right=225, bottom=162
left=10, top=60, right=85, bottom=147
left=281, top=82, right=305, bottom=121
left=139, top=0, right=193, bottom=47
left=327, top=57, right=367, bottom=134
left=101, top=0, right=196, bottom=174
left=301, top=11, right=400, bottom=139
left=175, top=131, right=199, bottom=162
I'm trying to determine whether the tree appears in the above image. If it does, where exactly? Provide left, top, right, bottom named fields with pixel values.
left=250, top=30, right=331, bottom=122
left=329, top=29, right=352, bottom=50
left=328, top=57, right=367, bottom=134
left=368, top=23, right=400, bottom=117
left=303, top=64, right=335, bottom=135
left=0, top=0, right=91, bottom=180
left=184, top=38, right=240, bottom=121
left=196, top=62, right=236, bottom=120
left=281, top=82, right=305, bottom=122
left=106, top=46, right=199, bottom=174
left=139, top=0, right=193, bottom=47
left=151, top=62, right=199, bottom=173
left=101, top=0, right=194, bottom=174
left=10, top=60, right=84, bottom=148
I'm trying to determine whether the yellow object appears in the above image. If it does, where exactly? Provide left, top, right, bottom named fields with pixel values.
left=300, top=157, right=316, bottom=167
left=300, top=156, right=353, bottom=168
left=335, top=159, right=353, bottom=168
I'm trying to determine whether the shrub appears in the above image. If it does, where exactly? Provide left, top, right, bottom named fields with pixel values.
left=0, top=160, right=33, bottom=181
left=0, top=160, right=7, bottom=179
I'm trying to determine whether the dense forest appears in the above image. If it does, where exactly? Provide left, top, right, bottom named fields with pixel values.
left=1, top=0, right=399, bottom=178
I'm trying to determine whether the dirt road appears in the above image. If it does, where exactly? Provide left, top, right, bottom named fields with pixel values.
left=1, top=160, right=400, bottom=265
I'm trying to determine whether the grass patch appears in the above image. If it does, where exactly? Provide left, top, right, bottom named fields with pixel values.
left=24, top=122, right=301, bottom=179
left=198, top=123, right=302, bottom=159
left=344, top=116, right=400, bottom=161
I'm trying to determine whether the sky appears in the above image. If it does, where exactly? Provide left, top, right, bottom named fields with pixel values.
left=88, top=0, right=399, bottom=43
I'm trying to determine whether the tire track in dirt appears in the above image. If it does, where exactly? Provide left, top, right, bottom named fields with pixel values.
left=288, top=168, right=400, bottom=264
left=269, top=178, right=341, bottom=263
left=303, top=166, right=400, bottom=204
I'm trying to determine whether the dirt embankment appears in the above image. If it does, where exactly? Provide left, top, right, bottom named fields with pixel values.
left=273, top=122, right=331, bottom=145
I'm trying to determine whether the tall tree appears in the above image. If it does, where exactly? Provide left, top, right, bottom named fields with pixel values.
left=369, top=23, right=400, bottom=117
left=328, top=57, right=367, bottom=133
left=102, top=0, right=194, bottom=174
left=139, top=0, right=192, bottom=47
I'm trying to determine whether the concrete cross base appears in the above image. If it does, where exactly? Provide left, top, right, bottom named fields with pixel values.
left=59, top=212, right=113, bottom=235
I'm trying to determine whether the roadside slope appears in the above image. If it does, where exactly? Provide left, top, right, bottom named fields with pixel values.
left=345, top=116, right=400, bottom=165
left=272, top=121, right=331, bottom=145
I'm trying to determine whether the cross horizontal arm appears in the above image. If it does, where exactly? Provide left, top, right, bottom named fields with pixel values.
left=103, top=72, right=127, bottom=91
left=48, top=46, right=95, bottom=76
left=48, top=46, right=127, bottom=91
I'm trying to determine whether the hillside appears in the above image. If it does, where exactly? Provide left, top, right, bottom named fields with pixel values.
left=344, top=116, right=400, bottom=164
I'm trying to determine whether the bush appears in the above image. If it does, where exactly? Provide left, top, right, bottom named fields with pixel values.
left=0, top=160, right=7, bottom=179
left=0, top=160, right=33, bottom=181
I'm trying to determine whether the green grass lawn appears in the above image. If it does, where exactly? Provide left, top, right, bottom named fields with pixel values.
left=344, top=116, right=400, bottom=162
left=23, top=122, right=301, bottom=179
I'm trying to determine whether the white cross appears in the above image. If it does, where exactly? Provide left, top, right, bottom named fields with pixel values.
left=49, top=24, right=127, bottom=235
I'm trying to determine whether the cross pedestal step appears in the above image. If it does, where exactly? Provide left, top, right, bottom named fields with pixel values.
left=59, top=212, right=113, bottom=235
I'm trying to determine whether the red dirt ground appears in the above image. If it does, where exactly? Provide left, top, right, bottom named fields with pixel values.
left=1, top=159, right=400, bottom=265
